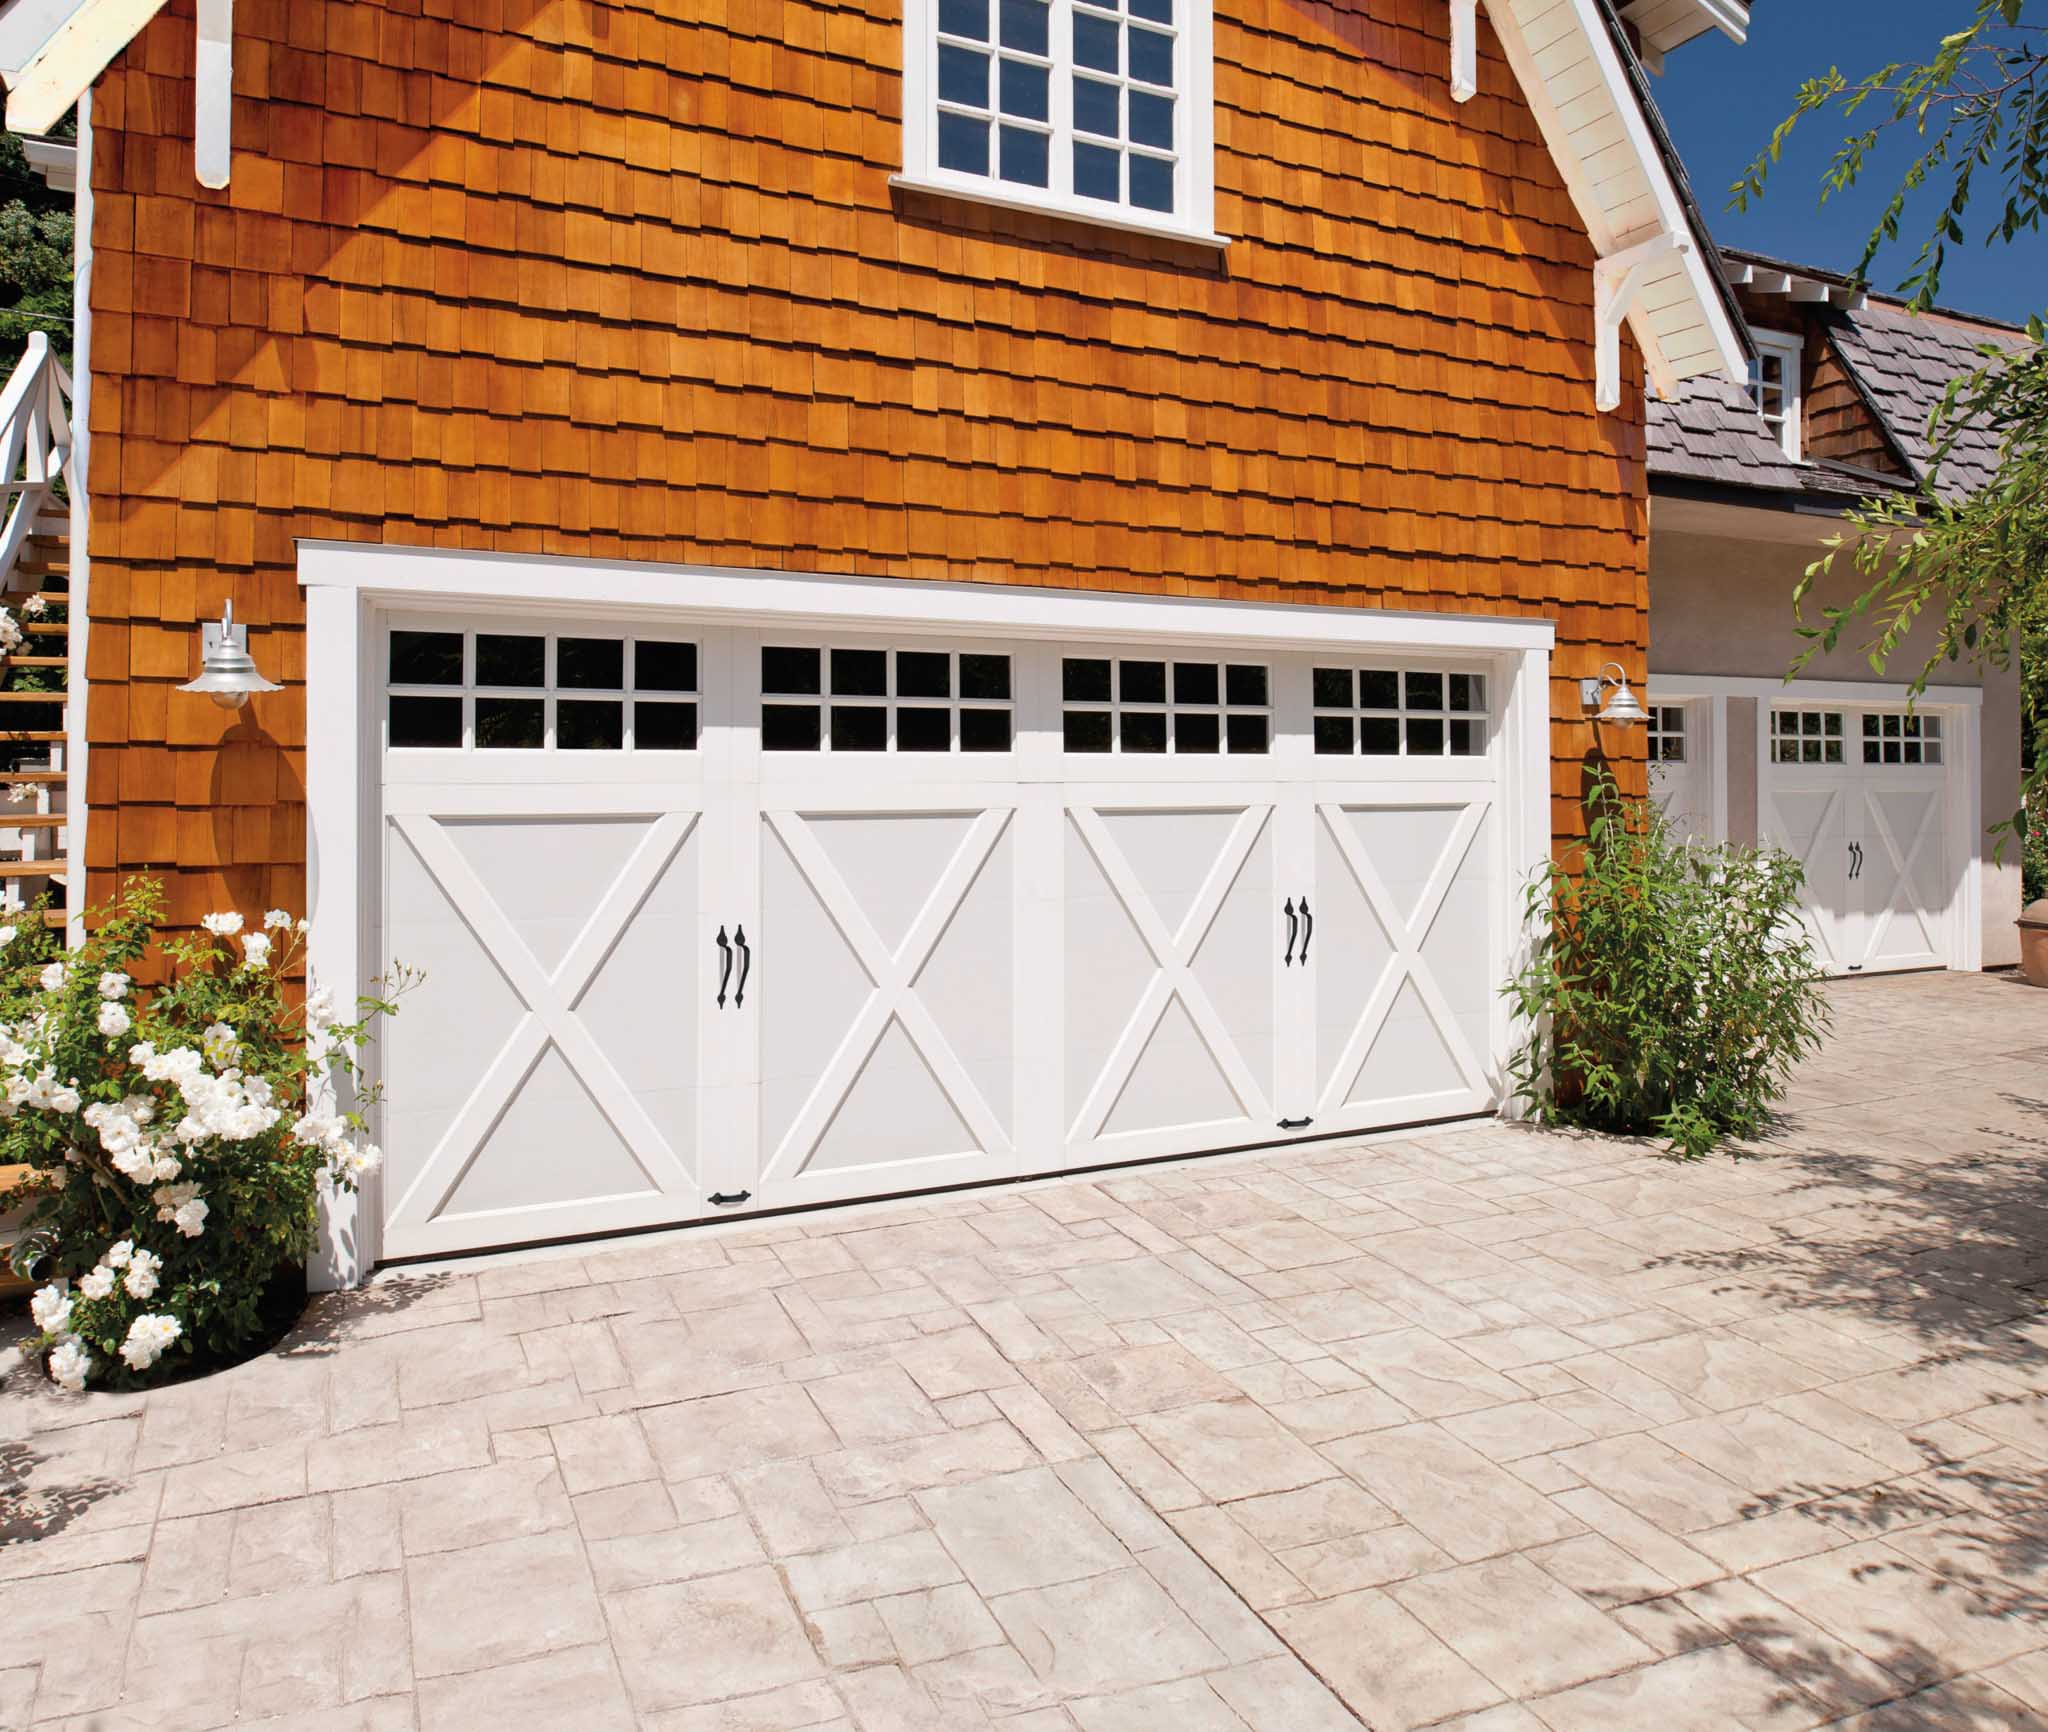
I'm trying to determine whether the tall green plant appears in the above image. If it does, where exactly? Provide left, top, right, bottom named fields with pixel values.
left=1504, top=778, right=1830, bottom=1160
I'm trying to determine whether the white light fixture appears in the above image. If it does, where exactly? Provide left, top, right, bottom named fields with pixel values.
left=1580, top=662, right=1647, bottom=726
left=178, top=599, right=281, bottom=711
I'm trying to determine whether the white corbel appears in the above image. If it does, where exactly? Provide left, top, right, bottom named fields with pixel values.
left=1450, top=0, right=1477, bottom=102
left=195, top=0, right=232, bottom=189
left=1593, top=229, right=1685, bottom=411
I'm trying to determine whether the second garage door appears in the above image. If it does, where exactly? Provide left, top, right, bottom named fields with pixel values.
left=376, top=615, right=1506, bottom=1259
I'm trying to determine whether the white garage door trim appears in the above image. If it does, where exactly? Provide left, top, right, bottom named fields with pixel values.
left=301, top=543, right=1553, bottom=1286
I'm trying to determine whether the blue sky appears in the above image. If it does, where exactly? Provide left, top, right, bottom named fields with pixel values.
left=1650, top=2, right=2044, bottom=324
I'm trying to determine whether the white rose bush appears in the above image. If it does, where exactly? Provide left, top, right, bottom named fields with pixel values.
left=6, top=881, right=412, bottom=1392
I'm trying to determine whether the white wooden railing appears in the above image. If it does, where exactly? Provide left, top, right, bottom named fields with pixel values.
left=0, top=330, right=70, bottom=594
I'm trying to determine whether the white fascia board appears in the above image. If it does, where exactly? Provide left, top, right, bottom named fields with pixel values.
left=21, top=135, right=73, bottom=190
left=3, top=0, right=169, bottom=134
left=296, top=541, right=1558, bottom=656
left=1485, top=0, right=1748, bottom=392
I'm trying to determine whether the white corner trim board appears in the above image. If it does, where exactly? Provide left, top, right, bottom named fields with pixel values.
left=194, top=0, right=231, bottom=189
left=1449, top=0, right=1477, bottom=101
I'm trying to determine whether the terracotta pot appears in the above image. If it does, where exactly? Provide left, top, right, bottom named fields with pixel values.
left=2021, top=899, right=2048, bottom=989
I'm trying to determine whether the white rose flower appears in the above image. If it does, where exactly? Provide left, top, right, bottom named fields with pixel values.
left=129, top=1041, right=156, bottom=1066
left=29, top=1282, right=71, bottom=1335
left=201, top=912, right=244, bottom=936
left=263, top=909, right=294, bottom=930
left=47, top=1337, right=92, bottom=1393
left=172, top=1196, right=208, bottom=1238
left=0, top=924, right=16, bottom=947
left=49, top=1084, right=79, bottom=1114
left=104, top=1239, right=134, bottom=1269
left=97, top=1002, right=131, bottom=1039
left=240, top=932, right=273, bottom=970
left=77, top=1264, right=115, bottom=1300
left=119, top=1313, right=181, bottom=1372
left=303, top=986, right=338, bottom=1032
left=38, top=962, right=65, bottom=993
left=97, top=972, right=130, bottom=1000
left=123, top=1248, right=162, bottom=1300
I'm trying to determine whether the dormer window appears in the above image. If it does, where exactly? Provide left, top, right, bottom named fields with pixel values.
left=1749, top=328, right=1803, bottom=458
left=897, top=0, right=1219, bottom=246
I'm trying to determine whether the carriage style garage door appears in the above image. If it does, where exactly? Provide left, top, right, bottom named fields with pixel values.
left=367, top=604, right=1523, bottom=1261
left=1762, top=703, right=1959, bottom=976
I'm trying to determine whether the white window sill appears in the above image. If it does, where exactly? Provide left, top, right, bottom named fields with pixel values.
left=889, top=173, right=1228, bottom=250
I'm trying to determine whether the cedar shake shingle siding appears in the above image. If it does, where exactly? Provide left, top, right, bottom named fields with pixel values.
left=82, top=0, right=1652, bottom=923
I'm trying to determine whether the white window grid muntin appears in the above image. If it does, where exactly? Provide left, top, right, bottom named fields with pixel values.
left=383, top=626, right=700, bottom=752
left=1749, top=328, right=1803, bottom=459
left=1312, top=664, right=1489, bottom=758
left=902, top=0, right=1215, bottom=242
left=1648, top=705, right=1686, bottom=763
left=1060, top=654, right=1272, bottom=755
left=1770, top=707, right=1846, bottom=765
left=1862, top=710, right=1943, bottom=766
left=759, top=642, right=1016, bottom=754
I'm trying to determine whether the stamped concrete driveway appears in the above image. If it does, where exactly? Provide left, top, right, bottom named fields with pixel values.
left=7, top=970, right=2048, bottom=1731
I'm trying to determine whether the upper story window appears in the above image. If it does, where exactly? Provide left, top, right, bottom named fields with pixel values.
left=1749, top=328, right=1803, bottom=459
left=899, top=0, right=1218, bottom=246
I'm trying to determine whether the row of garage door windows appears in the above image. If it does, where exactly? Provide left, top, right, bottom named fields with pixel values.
left=384, top=629, right=1491, bottom=758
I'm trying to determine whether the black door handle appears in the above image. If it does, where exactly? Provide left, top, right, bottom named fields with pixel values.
left=1278, top=1116, right=1313, bottom=1130
left=1282, top=898, right=1298, bottom=966
left=715, top=925, right=733, bottom=1008
left=733, top=925, right=752, bottom=1008
left=708, top=1190, right=752, bottom=1206
left=1298, top=897, right=1313, bottom=962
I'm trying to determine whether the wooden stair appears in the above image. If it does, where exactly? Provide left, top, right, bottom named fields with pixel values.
left=0, top=510, right=70, bottom=913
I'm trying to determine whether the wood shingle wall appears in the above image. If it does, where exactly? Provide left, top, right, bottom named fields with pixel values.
left=82, top=0, right=1648, bottom=926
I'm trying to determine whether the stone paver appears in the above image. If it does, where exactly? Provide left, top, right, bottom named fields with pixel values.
left=5, top=971, right=2048, bottom=1728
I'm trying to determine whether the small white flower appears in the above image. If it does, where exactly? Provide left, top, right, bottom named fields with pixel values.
left=97, top=1002, right=131, bottom=1038
left=263, top=909, right=293, bottom=931
left=304, top=986, right=338, bottom=1032
left=123, top=1248, right=162, bottom=1300
left=29, top=1282, right=70, bottom=1335
left=38, top=962, right=65, bottom=993
left=171, top=1196, right=208, bottom=1239
left=119, top=1313, right=181, bottom=1372
left=240, top=931, right=272, bottom=970
left=21, top=595, right=46, bottom=617
left=0, top=923, right=16, bottom=945
left=129, top=1041, right=156, bottom=1067
left=47, top=1337, right=92, bottom=1393
left=77, top=1264, right=114, bottom=1301
left=49, top=1084, right=79, bottom=1113
left=97, top=972, right=129, bottom=1000
left=104, top=1239, right=133, bottom=1269
left=201, top=911, right=244, bottom=937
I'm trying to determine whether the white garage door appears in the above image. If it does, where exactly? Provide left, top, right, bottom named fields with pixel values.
left=375, top=615, right=1506, bottom=1259
left=1762, top=704, right=1955, bottom=976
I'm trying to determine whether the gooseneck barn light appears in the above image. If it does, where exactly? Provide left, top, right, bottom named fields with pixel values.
left=1579, top=662, right=1647, bottom=727
left=177, top=600, right=281, bottom=711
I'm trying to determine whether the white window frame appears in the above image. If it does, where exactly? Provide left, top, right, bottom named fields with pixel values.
left=895, top=0, right=1221, bottom=248
left=1749, top=327, right=1804, bottom=459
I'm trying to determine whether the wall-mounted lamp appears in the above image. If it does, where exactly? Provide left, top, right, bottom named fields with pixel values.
left=1579, top=662, right=1646, bottom=727
left=177, top=600, right=281, bottom=711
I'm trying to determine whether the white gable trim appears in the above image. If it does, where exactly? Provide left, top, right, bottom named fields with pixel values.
left=1478, top=0, right=1748, bottom=400
left=1, top=0, right=168, bottom=135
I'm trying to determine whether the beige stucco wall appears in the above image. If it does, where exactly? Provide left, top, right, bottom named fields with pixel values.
left=1649, top=500, right=2022, bottom=969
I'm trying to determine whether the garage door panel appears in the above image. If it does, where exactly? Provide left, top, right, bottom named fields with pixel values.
left=1859, top=783, right=1946, bottom=972
left=752, top=803, right=1018, bottom=1205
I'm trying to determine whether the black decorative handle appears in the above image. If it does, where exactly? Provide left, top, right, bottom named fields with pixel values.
left=734, top=925, right=752, bottom=1008
left=1278, top=1116, right=1313, bottom=1130
left=1282, top=898, right=1298, bottom=966
left=708, top=1190, right=752, bottom=1206
left=1298, top=897, right=1313, bottom=962
left=1851, top=842, right=1864, bottom=880
left=715, top=926, right=733, bottom=1008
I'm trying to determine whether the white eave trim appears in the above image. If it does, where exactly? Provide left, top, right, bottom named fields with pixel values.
left=1, top=0, right=169, bottom=135
left=1480, top=0, right=1749, bottom=401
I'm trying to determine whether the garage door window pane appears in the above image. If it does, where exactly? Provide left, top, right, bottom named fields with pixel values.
left=1314, top=714, right=1353, bottom=755
left=961, top=654, right=1011, bottom=701
left=1064, top=654, right=1269, bottom=756
left=897, top=651, right=952, bottom=699
left=636, top=641, right=698, bottom=693
left=1119, top=660, right=1167, bottom=705
left=832, top=648, right=888, bottom=697
left=961, top=709, right=1012, bottom=752
left=557, top=638, right=624, bottom=690
left=897, top=706, right=952, bottom=752
left=390, top=695, right=462, bottom=748
left=476, top=697, right=544, bottom=748
left=559, top=700, right=623, bottom=750
left=1121, top=711, right=1167, bottom=753
left=1315, top=662, right=1488, bottom=758
left=636, top=701, right=698, bottom=751
left=764, top=647, right=823, bottom=695
left=391, top=630, right=463, bottom=685
left=1175, top=712, right=1220, bottom=753
left=1065, top=658, right=1112, bottom=702
left=764, top=703, right=823, bottom=751
left=478, top=635, right=545, bottom=687
left=1065, top=709, right=1113, bottom=752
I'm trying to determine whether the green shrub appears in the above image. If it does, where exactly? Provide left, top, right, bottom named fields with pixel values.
left=1504, top=775, right=1830, bottom=1160
left=7, top=879, right=408, bottom=1391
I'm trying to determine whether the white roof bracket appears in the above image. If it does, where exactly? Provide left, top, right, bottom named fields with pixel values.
left=194, top=0, right=231, bottom=188
left=1595, top=230, right=1686, bottom=412
left=1449, top=0, right=1477, bottom=103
